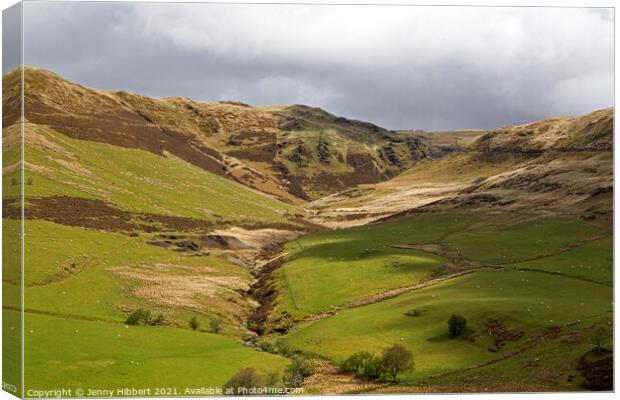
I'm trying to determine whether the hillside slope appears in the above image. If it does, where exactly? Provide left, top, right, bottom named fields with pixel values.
left=4, top=67, right=434, bottom=202
left=307, top=108, right=613, bottom=227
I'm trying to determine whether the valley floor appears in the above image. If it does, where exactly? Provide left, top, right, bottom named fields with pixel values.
left=3, top=209, right=614, bottom=395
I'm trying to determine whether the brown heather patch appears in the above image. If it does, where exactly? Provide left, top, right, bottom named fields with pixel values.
left=226, top=143, right=278, bottom=163
left=227, top=129, right=276, bottom=145
left=4, top=195, right=216, bottom=233
left=577, top=349, right=613, bottom=391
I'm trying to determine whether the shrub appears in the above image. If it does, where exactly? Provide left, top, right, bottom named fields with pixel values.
left=210, top=319, right=221, bottom=333
left=284, top=355, right=314, bottom=387
left=448, top=314, right=467, bottom=337
left=151, top=313, right=165, bottom=326
left=290, top=355, right=314, bottom=377
left=264, top=372, right=282, bottom=389
left=380, top=344, right=414, bottom=383
left=125, top=312, right=141, bottom=326
left=259, top=340, right=276, bottom=354
left=246, top=320, right=258, bottom=332
left=275, top=339, right=295, bottom=357
left=189, top=316, right=200, bottom=331
left=125, top=309, right=151, bottom=326
left=224, top=368, right=262, bottom=395
left=341, top=351, right=382, bottom=379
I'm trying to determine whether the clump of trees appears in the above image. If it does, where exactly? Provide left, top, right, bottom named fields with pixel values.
left=341, top=344, right=414, bottom=383
left=224, top=354, right=314, bottom=394
left=125, top=309, right=165, bottom=326
left=448, top=314, right=468, bottom=337
left=341, top=351, right=382, bottom=379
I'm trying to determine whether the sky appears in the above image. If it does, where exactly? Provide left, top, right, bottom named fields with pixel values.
left=5, top=2, right=615, bottom=130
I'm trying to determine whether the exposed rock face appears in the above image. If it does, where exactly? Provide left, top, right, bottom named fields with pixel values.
left=406, top=137, right=435, bottom=159
left=317, top=137, right=330, bottom=164
left=380, top=143, right=402, bottom=166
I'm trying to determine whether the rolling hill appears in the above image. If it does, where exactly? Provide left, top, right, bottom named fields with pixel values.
left=4, top=67, right=434, bottom=203
left=1, top=67, right=613, bottom=395
left=307, top=108, right=613, bottom=228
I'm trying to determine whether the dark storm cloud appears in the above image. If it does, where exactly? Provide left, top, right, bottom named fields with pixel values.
left=21, top=2, right=613, bottom=130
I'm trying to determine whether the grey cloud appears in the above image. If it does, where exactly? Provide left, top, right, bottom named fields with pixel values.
left=3, top=2, right=22, bottom=73
left=20, top=2, right=614, bottom=130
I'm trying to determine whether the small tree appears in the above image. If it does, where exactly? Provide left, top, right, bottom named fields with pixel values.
left=448, top=314, right=467, bottom=337
left=224, top=368, right=262, bottom=395
left=142, top=309, right=152, bottom=325
left=210, top=318, right=221, bottom=333
left=125, top=311, right=141, bottom=326
left=380, top=344, right=414, bottom=383
left=189, top=316, right=200, bottom=331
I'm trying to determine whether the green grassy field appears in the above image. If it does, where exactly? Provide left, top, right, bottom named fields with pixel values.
left=509, top=236, right=612, bottom=284
left=422, top=324, right=610, bottom=392
left=22, top=126, right=298, bottom=223
left=2, top=219, right=21, bottom=285
left=7, top=209, right=612, bottom=393
left=273, top=214, right=612, bottom=390
left=283, top=269, right=612, bottom=382
left=274, top=215, right=474, bottom=318
left=2, top=310, right=21, bottom=397
left=12, top=220, right=254, bottom=333
left=442, top=218, right=602, bottom=264
left=2, top=125, right=307, bottom=394
left=21, top=220, right=173, bottom=285
left=22, top=311, right=288, bottom=393
left=6, top=218, right=291, bottom=394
